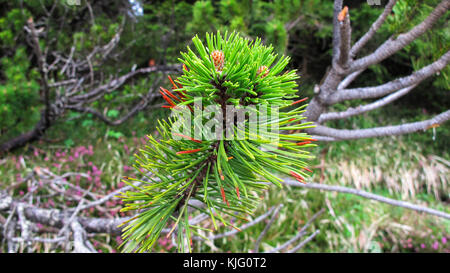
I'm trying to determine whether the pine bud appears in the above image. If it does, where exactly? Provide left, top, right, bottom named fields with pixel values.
left=211, top=50, right=224, bottom=71
left=257, top=65, right=269, bottom=78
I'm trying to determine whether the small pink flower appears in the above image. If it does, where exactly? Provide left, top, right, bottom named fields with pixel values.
left=442, top=237, right=447, bottom=244
left=432, top=241, right=439, bottom=250
left=421, top=243, right=426, bottom=249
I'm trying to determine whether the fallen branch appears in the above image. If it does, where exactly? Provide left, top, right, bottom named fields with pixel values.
left=283, top=179, right=450, bottom=220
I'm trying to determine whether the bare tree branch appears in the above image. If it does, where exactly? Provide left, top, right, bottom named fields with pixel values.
left=26, top=17, right=50, bottom=117
left=70, top=221, right=96, bottom=253
left=336, top=6, right=352, bottom=68
left=337, top=69, right=363, bottom=91
left=329, top=50, right=450, bottom=104
left=192, top=206, right=277, bottom=242
left=287, top=230, right=320, bottom=253
left=350, top=0, right=398, bottom=58
left=266, top=208, right=324, bottom=253
left=253, top=204, right=283, bottom=253
left=349, top=0, right=449, bottom=73
left=66, top=73, right=166, bottom=126
left=319, top=84, right=418, bottom=123
left=1, top=17, right=56, bottom=157
left=69, top=65, right=180, bottom=103
left=309, top=109, right=450, bottom=140
left=285, top=15, right=305, bottom=32
left=332, top=0, right=344, bottom=62
left=283, top=179, right=450, bottom=220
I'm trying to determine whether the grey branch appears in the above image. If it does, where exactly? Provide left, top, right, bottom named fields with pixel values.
left=337, top=7, right=352, bottom=68
left=69, top=65, right=179, bottom=103
left=350, top=0, right=398, bottom=58
left=332, top=0, right=344, bottom=61
left=66, top=74, right=165, bottom=126
left=253, top=204, right=283, bottom=253
left=319, top=84, right=418, bottom=123
left=70, top=221, right=96, bottom=253
left=309, top=109, right=450, bottom=141
left=266, top=208, right=324, bottom=253
left=283, top=179, right=450, bottom=220
left=337, top=69, right=363, bottom=90
left=329, top=50, right=450, bottom=104
left=192, top=206, right=277, bottom=241
left=287, top=230, right=320, bottom=253
left=349, top=0, right=450, bottom=73
left=26, top=17, right=51, bottom=126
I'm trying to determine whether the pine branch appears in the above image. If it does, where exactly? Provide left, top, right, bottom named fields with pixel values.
left=118, top=32, right=316, bottom=252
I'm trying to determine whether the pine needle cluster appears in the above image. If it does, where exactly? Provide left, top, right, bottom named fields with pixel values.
left=118, top=32, right=316, bottom=252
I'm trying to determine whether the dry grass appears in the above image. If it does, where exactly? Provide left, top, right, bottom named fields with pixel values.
left=321, top=139, right=449, bottom=200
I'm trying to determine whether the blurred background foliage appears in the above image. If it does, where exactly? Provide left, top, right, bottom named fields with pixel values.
left=0, top=0, right=448, bottom=253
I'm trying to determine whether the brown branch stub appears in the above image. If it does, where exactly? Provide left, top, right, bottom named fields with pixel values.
left=336, top=6, right=352, bottom=69
left=337, top=6, right=348, bottom=22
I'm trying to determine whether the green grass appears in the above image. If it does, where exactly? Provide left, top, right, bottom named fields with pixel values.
left=0, top=104, right=449, bottom=253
